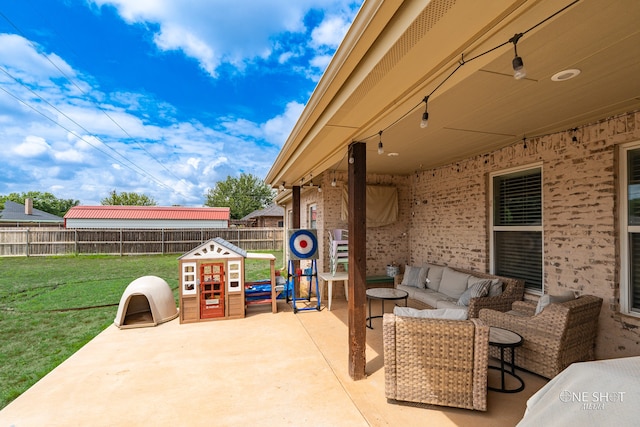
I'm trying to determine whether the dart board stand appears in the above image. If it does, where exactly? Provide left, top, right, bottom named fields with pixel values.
left=287, top=259, right=321, bottom=313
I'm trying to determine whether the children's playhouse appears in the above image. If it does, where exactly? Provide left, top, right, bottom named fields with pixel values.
left=178, top=237, right=280, bottom=323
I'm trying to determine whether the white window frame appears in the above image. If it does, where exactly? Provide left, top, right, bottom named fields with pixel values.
left=308, top=204, right=317, bottom=229
left=619, top=141, right=640, bottom=317
left=489, top=162, right=544, bottom=294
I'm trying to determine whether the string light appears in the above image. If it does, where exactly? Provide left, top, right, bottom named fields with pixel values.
left=353, top=1, right=579, bottom=144
left=420, top=96, right=429, bottom=128
left=510, top=33, right=526, bottom=80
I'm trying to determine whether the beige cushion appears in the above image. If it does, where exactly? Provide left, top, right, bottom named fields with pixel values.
left=457, top=279, right=491, bottom=306
left=425, top=264, right=444, bottom=291
left=535, top=290, right=576, bottom=315
left=411, top=288, right=449, bottom=308
left=394, top=306, right=468, bottom=320
left=438, top=267, right=470, bottom=299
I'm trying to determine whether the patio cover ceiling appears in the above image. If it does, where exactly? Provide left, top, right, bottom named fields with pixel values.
left=266, top=0, right=640, bottom=191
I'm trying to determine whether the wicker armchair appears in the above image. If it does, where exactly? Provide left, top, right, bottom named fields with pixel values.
left=383, top=313, right=489, bottom=411
left=479, top=295, right=603, bottom=379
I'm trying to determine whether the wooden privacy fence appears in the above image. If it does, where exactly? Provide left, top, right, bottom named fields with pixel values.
left=0, top=228, right=284, bottom=257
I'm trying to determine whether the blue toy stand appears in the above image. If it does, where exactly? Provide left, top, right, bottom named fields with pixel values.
left=287, top=259, right=321, bottom=313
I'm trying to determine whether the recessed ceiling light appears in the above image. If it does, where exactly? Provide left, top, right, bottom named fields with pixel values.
left=387, top=152, right=399, bottom=157
left=551, top=69, right=581, bottom=82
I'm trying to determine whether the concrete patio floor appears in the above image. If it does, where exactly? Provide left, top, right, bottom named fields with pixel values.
left=0, top=298, right=547, bottom=426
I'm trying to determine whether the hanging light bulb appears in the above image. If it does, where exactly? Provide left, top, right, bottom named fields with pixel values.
left=279, top=182, right=285, bottom=192
left=510, top=33, right=526, bottom=80
left=317, top=185, right=322, bottom=193
left=420, top=96, right=429, bottom=128
left=377, top=131, right=384, bottom=155
left=331, top=176, right=337, bottom=187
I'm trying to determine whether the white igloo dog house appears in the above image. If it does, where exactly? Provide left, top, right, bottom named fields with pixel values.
left=114, top=275, right=179, bottom=329
left=178, top=237, right=277, bottom=324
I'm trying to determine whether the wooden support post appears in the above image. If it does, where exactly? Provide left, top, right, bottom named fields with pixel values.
left=348, top=142, right=367, bottom=380
left=292, top=186, right=301, bottom=298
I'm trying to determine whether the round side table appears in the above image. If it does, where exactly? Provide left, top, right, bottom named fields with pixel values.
left=488, top=326, right=525, bottom=393
left=366, top=288, right=408, bottom=329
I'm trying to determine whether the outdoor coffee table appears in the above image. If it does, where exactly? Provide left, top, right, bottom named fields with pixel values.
left=366, top=288, right=408, bottom=329
left=488, top=326, right=525, bottom=393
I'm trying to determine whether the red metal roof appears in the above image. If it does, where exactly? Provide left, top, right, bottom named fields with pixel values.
left=64, top=206, right=230, bottom=221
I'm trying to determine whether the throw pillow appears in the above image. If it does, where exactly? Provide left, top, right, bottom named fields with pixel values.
left=425, top=264, right=445, bottom=291
left=468, top=276, right=503, bottom=297
left=400, top=265, right=422, bottom=288
left=488, top=279, right=503, bottom=297
left=535, top=290, right=575, bottom=314
left=438, top=267, right=471, bottom=299
left=457, top=279, right=491, bottom=306
left=393, top=306, right=468, bottom=320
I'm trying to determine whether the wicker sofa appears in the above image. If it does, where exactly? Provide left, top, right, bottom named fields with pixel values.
left=394, top=264, right=524, bottom=318
left=479, top=295, right=603, bottom=379
left=383, top=313, right=489, bottom=411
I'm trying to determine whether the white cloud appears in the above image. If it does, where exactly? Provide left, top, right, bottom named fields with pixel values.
left=12, top=136, right=50, bottom=157
left=53, top=149, right=85, bottom=163
left=88, top=0, right=360, bottom=77
left=0, top=34, right=76, bottom=82
left=310, top=15, right=352, bottom=49
left=262, top=101, right=305, bottom=146
left=186, top=158, right=201, bottom=170
left=310, top=54, right=333, bottom=71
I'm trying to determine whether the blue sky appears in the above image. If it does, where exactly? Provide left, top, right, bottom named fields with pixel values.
left=0, top=0, right=361, bottom=206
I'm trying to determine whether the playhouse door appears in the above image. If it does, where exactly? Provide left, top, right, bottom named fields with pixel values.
left=200, top=263, right=225, bottom=318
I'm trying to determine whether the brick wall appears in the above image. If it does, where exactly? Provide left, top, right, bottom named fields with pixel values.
left=408, top=111, right=640, bottom=359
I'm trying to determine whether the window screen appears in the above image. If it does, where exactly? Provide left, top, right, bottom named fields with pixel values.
left=493, top=167, right=543, bottom=292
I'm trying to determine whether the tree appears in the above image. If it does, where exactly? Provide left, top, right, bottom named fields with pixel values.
left=204, top=173, right=275, bottom=219
left=0, top=191, right=79, bottom=217
left=101, top=190, right=157, bottom=206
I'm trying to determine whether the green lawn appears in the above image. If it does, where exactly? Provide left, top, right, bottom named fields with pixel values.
left=0, top=251, right=283, bottom=410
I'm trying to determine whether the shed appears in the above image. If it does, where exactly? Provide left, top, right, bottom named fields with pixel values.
left=64, top=205, right=230, bottom=229
left=114, top=276, right=179, bottom=329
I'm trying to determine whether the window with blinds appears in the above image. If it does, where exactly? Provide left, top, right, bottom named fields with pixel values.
left=625, top=147, right=640, bottom=313
left=492, top=167, right=543, bottom=292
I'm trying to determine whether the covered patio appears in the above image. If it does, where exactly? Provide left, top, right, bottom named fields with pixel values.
left=0, top=302, right=547, bottom=426
left=266, top=0, right=640, bottom=381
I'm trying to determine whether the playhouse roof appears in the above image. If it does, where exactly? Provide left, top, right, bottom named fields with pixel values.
left=178, top=237, right=276, bottom=261
left=179, top=237, right=247, bottom=260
